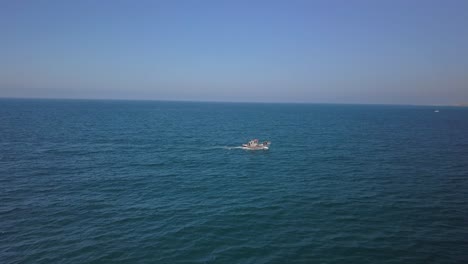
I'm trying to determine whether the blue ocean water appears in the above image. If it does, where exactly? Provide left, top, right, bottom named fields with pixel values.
left=1, top=99, right=467, bottom=263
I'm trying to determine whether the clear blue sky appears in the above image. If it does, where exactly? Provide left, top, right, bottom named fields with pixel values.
left=1, top=0, right=468, bottom=104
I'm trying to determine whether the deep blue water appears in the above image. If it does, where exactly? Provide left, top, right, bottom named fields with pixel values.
left=1, top=99, right=468, bottom=263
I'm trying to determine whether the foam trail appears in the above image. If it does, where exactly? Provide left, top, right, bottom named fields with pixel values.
left=228, top=146, right=244, bottom=150
left=201, top=145, right=251, bottom=151
left=217, top=146, right=244, bottom=150
left=202, top=146, right=243, bottom=150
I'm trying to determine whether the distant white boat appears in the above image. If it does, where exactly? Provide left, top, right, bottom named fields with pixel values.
left=434, top=110, right=439, bottom=113
left=242, top=139, right=270, bottom=150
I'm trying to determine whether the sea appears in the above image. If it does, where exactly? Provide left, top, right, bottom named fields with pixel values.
left=1, top=99, right=467, bottom=264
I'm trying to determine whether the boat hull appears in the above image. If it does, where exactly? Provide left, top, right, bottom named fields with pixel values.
left=241, top=145, right=269, bottom=150
left=241, top=140, right=270, bottom=150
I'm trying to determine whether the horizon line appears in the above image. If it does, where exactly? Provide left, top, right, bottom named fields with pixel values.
left=0, top=96, right=464, bottom=107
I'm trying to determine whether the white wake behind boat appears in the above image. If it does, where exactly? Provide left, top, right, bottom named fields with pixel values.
left=242, top=139, right=271, bottom=150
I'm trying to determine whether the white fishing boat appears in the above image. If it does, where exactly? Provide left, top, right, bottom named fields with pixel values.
left=242, top=139, right=271, bottom=150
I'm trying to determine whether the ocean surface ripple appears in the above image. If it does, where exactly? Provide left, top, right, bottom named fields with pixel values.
left=1, top=100, right=468, bottom=263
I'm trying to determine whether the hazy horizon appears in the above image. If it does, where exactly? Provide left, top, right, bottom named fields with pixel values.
left=2, top=1, right=468, bottom=105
